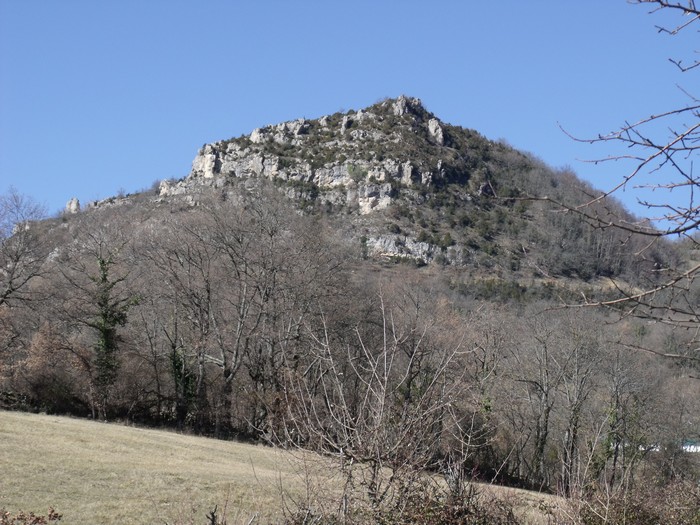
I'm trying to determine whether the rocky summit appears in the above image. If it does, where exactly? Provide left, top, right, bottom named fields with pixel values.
left=144, top=96, right=659, bottom=282
left=169, top=96, right=457, bottom=214
left=65, top=95, right=666, bottom=284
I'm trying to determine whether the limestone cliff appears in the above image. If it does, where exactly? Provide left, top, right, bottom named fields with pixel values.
left=141, top=96, right=517, bottom=265
left=52, top=96, right=667, bottom=280
left=181, top=96, right=460, bottom=215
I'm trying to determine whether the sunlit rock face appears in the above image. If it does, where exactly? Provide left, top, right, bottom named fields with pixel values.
left=185, top=96, right=458, bottom=216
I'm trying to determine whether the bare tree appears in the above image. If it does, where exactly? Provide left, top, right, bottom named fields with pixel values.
left=277, top=282, right=479, bottom=516
left=494, top=309, right=606, bottom=492
left=0, top=188, right=46, bottom=308
left=142, top=211, right=222, bottom=432
left=555, top=2, right=700, bottom=350
left=556, top=318, right=602, bottom=497
left=210, top=189, right=344, bottom=438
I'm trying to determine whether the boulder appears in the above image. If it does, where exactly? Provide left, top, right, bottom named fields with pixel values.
left=65, top=197, right=80, bottom=214
left=428, top=118, right=444, bottom=145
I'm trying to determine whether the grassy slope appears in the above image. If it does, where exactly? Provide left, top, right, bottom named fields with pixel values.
left=0, top=410, right=328, bottom=524
left=0, top=410, right=561, bottom=524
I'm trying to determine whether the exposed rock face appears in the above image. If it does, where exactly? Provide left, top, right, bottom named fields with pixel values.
left=428, top=118, right=444, bottom=145
left=357, top=182, right=393, bottom=214
left=184, top=95, right=468, bottom=217
left=191, top=145, right=218, bottom=178
left=65, top=197, right=80, bottom=214
left=392, top=95, right=424, bottom=116
left=158, top=180, right=173, bottom=197
left=340, top=115, right=352, bottom=135
left=176, top=95, right=493, bottom=263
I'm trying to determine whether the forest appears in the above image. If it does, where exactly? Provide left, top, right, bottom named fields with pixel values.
left=1, top=180, right=698, bottom=523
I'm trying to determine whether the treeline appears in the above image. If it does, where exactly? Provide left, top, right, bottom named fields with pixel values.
left=0, top=186, right=698, bottom=512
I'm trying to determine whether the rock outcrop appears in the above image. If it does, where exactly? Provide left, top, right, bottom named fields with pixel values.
left=65, top=197, right=80, bottom=214
left=148, top=96, right=498, bottom=264
left=185, top=95, right=466, bottom=218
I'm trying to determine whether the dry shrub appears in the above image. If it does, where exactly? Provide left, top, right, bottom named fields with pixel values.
left=283, top=482, right=522, bottom=525
left=579, top=480, right=700, bottom=525
left=0, top=508, right=61, bottom=525
left=19, top=323, right=91, bottom=414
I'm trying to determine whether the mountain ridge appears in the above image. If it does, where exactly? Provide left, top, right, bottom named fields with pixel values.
left=60, top=95, right=670, bottom=287
left=151, top=96, right=663, bottom=283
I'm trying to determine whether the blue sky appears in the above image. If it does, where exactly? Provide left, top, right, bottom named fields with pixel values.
left=0, top=1, right=695, bottom=219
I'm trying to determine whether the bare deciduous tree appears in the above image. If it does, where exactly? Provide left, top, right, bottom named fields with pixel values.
left=0, top=188, right=46, bottom=308
left=555, top=2, right=700, bottom=353
left=58, top=221, right=137, bottom=419
left=277, top=282, right=481, bottom=516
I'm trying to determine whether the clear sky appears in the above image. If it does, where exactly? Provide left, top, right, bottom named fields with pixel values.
left=0, top=1, right=695, bottom=218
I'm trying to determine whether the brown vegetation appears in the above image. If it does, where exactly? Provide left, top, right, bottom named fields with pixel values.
left=0, top=178, right=698, bottom=522
left=1, top=4, right=699, bottom=518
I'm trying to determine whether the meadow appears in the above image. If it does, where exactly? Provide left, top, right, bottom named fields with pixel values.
left=0, top=410, right=331, bottom=524
left=1, top=410, right=566, bottom=524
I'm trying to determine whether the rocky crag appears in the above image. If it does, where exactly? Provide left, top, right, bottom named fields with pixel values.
left=183, top=96, right=455, bottom=213
left=155, top=96, right=518, bottom=265
left=69, top=95, right=663, bottom=282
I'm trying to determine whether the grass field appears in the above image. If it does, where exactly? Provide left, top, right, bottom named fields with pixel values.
left=0, top=410, right=334, bottom=524
left=1, top=410, right=562, bottom=524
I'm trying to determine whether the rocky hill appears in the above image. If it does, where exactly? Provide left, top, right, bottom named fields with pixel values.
left=4, top=96, right=697, bottom=506
left=112, top=95, right=665, bottom=288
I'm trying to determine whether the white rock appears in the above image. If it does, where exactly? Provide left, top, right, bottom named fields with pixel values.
left=65, top=197, right=80, bottom=214
left=158, top=180, right=172, bottom=196
left=401, top=161, right=414, bottom=185
left=393, top=96, right=409, bottom=116
left=288, top=118, right=308, bottom=136
left=201, top=154, right=217, bottom=178
left=341, top=115, right=352, bottom=134
left=428, top=118, right=444, bottom=145
left=393, top=95, right=424, bottom=117
left=357, top=183, right=392, bottom=214
left=191, top=145, right=218, bottom=178
left=250, top=128, right=265, bottom=143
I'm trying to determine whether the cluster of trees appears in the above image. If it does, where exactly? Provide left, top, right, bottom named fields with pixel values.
left=0, top=185, right=697, bottom=516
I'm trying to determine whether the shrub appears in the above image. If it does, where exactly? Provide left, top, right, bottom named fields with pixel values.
left=387, top=223, right=401, bottom=234
left=0, top=508, right=61, bottom=525
left=348, top=164, right=368, bottom=182
left=578, top=481, right=700, bottom=525
left=282, top=484, right=522, bottom=525
left=417, top=230, right=431, bottom=243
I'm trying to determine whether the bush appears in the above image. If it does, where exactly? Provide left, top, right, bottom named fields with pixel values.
left=579, top=481, right=700, bottom=525
left=283, top=484, right=522, bottom=525
left=348, top=164, right=368, bottom=182
left=0, top=509, right=61, bottom=525
left=387, top=223, right=401, bottom=234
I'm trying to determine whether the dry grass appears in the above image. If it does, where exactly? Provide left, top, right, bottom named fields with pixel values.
left=0, top=410, right=331, bottom=524
left=0, top=410, right=564, bottom=524
left=478, top=484, right=564, bottom=524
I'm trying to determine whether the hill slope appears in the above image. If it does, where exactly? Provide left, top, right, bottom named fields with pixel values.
left=76, top=95, right=669, bottom=285
left=0, top=410, right=317, bottom=523
left=0, top=410, right=559, bottom=524
left=2, top=97, right=695, bottom=510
